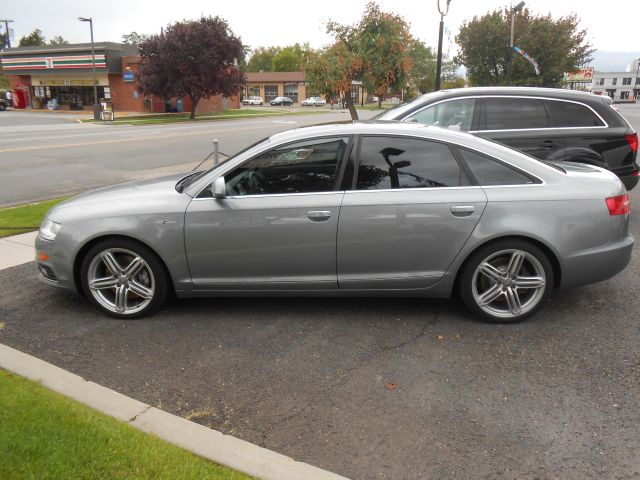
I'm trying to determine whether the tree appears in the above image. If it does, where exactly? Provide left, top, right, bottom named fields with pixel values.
left=138, top=16, right=245, bottom=120
left=348, top=3, right=413, bottom=108
left=456, top=8, right=593, bottom=87
left=408, top=40, right=437, bottom=94
left=48, top=35, right=69, bottom=46
left=121, top=31, right=149, bottom=46
left=19, top=29, right=46, bottom=47
left=271, top=43, right=310, bottom=71
left=246, top=46, right=280, bottom=72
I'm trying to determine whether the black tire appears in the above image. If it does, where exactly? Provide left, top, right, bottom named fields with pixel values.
left=80, top=238, right=170, bottom=319
left=0, top=103, right=6, bottom=111
left=458, top=239, right=554, bottom=323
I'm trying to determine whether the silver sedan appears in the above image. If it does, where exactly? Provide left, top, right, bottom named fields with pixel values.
left=35, top=123, right=633, bottom=322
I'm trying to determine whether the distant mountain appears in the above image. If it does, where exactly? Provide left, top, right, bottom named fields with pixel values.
left=590, top=51, right=640, bottom=72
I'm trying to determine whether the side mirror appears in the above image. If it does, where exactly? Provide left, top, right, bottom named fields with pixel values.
left=212, top=176, right=226, bottom=199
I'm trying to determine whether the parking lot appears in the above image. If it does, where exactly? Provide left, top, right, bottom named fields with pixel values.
left=1, top=105, right=640, bottom=479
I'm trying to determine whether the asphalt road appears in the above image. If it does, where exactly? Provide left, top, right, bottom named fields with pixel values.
left=0, top=108, right=370, bottom=207
left=1, top=104, right=640, bottom=479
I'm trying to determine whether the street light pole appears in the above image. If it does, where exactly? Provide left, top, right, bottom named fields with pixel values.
left=507, top=1, right=526, bottom=86
left=78, top=17, right=100, bottom=120
left=1, top=19, right=14, bottom=48
left=435, top=0, right=451, bottom=92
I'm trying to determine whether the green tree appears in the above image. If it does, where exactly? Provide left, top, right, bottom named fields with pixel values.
left=271, top=43, right=310, bottom=71
left=456, top=8, right=593, bottom=87
left=349, top=3, right=413, bottom=108
left=48, top=35, right=69, bottom=46
left=408, top=40, right=436, bottom=94
left=19, top=29, right=46, bottom=47
left=305, top=41, right=363, bottom=119
left=246, top=46, right=280, bottom=72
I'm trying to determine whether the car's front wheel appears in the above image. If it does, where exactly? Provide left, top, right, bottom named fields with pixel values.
left=80, top=238, right=169, bottom=319
left=459, top=240, right=554, bottom=323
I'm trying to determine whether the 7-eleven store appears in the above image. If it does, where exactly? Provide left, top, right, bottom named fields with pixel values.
left=1, top=42, right=137, bottom=111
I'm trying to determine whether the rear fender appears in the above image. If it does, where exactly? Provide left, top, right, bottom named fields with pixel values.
left=562, top=147, right=606, bottom=169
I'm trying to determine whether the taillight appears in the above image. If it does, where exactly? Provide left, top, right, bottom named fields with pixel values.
left=625, top=133, right=638, bottom=153
left=606, top=194, right=630, bottom=215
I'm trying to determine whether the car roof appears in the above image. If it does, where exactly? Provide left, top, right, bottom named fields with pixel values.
left=378, top=86, right=611, bottom=119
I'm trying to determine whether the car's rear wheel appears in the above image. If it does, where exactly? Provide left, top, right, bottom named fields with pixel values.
left=80, top=239, right=169, bottom=319
left=459, top=240, right=553, bottom=323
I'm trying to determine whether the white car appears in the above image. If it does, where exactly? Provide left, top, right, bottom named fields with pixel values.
left=301, top=96, right=326, bottom=107
left=242, top=96, right=263, bottom=105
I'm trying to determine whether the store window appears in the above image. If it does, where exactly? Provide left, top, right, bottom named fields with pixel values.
left=620, top=91, right=630, bottom=100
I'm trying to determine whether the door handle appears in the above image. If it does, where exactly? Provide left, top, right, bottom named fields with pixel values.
left=450, top=205, right=475, bottom=217
left=540, top=140, right=556, bottom=149
left=307, top=211, right=332, bottom=222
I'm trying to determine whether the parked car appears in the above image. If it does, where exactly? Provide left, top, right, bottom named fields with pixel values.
left=376, top=87, right=639, bottom=190
left=301, top=96, right=326, bottom=107
left=270, top=96, right=293, bottom=106
left=242, top=96, right=263, bottom=106
left=36, top=122, right=633, bottom=322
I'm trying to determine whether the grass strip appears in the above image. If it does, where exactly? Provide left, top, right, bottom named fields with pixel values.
left=0, top=369, right=252, bottom=480
left=0, top=196, right=72, bottom=238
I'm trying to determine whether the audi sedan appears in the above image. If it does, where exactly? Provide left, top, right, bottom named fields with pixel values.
left=36, top=123, right=633, bottom=322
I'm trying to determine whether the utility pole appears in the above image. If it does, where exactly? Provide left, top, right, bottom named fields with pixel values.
left=435, top=0, right=451, bottom=91
left=507, top=1, right=526, bottom=86
left=1, top=19, right=14, bottom=48
left=78, top=17, right=100, bottom=120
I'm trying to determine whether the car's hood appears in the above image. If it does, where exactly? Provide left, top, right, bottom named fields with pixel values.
left=54, top=173, right=191, bottom=210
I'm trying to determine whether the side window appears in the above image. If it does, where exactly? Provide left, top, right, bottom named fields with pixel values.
left=406, top=98, right=476, bottom=131
left=546, top=100, right=605, bottom=127
left=224, top=137, right=348, bottom=196
left=482, top=97, right=549, bottom=130
left=356, top=136, right=470, bottom=190
left=458, top=148, right=537, bottom=186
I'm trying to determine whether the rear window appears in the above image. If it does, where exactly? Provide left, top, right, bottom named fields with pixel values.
left=458, top=148, right=538, bottom=185
left=482, top=97, right=549, bottom=130
left=546, top=100, right=605, bottom=127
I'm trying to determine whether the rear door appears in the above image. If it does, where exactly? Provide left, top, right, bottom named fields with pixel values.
left=337, top=135, right=487, bottom=290
left=475, top=96, right=565, bottom=160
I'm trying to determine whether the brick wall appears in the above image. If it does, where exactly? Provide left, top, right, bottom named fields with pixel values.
left=109, top=57, right=146, bottom=113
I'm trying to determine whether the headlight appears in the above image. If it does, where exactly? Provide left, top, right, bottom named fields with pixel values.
left=39, top=218, right=61, bottom=241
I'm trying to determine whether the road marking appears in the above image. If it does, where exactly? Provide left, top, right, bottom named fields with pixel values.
left=272, top=120, right=297, bottom=124
left=0, top=123, right=280, bottom=153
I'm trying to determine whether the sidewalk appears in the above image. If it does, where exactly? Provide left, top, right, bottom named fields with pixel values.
left=0, top=230, right=348, bottom=480
left=0, top=231, right=37, bottom=269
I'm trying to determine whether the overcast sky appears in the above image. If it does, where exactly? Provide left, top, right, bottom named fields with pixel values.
left=1, top=0, right=638, bottom=57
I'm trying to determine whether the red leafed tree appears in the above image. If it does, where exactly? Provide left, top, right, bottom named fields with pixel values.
left=138, top=16, right=245, bottom=119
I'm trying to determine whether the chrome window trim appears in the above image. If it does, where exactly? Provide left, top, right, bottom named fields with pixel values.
left=192, top=132, right=552, bottom=199
left=402, top=95, right=609, bottom=131
left=191, top=190, right=344, bottom=201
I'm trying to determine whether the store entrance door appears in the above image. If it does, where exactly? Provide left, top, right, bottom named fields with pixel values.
left=70, top=88, right=83, bottom=110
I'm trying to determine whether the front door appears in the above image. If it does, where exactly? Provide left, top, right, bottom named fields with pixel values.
left=337, top=135, right=487, bottom=290
left=185, top=136, right=350, bottom=290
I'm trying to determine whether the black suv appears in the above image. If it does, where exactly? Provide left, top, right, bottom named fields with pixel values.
left=377, top=87, right=639, bottom=190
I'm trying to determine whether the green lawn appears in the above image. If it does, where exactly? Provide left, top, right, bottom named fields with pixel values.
left=85, top=108, right=328, bottom=125
left=0, top=196, right=71, bottom=238
left=0, top=369, right=252, bottom=480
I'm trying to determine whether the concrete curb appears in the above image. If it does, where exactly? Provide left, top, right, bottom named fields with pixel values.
left=0, top=343, right=348, bottom=480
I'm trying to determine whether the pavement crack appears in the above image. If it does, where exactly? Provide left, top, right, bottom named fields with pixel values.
left=128, top=405, right=151, bottom=423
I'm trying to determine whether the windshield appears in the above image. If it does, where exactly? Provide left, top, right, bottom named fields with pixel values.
left=177, top=137, right=271, bottom=191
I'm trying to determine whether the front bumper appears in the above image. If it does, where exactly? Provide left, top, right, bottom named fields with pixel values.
left=35, top=235, right=78, bottom=293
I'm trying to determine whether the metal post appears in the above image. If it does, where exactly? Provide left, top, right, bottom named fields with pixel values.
left=435, top=17, right=444, bottom=91
left=435, top=0, right=451, bottom=92
left=79, top=17, right=100, bottom=120
left=508, top=2, right=525, bottom=86
left=1, top=19, right=14, bottom=48
left=213, top=139, right=219, bottom=166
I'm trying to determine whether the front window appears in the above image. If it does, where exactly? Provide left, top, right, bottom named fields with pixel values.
left=405, top=98, right=476, bottom=131
left=223, top=137, right=349, bottom=196
left=355, top=136, right=469, bottom=190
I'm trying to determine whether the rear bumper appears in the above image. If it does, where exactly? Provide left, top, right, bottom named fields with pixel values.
left=560, top=235, right=634, bottom=289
